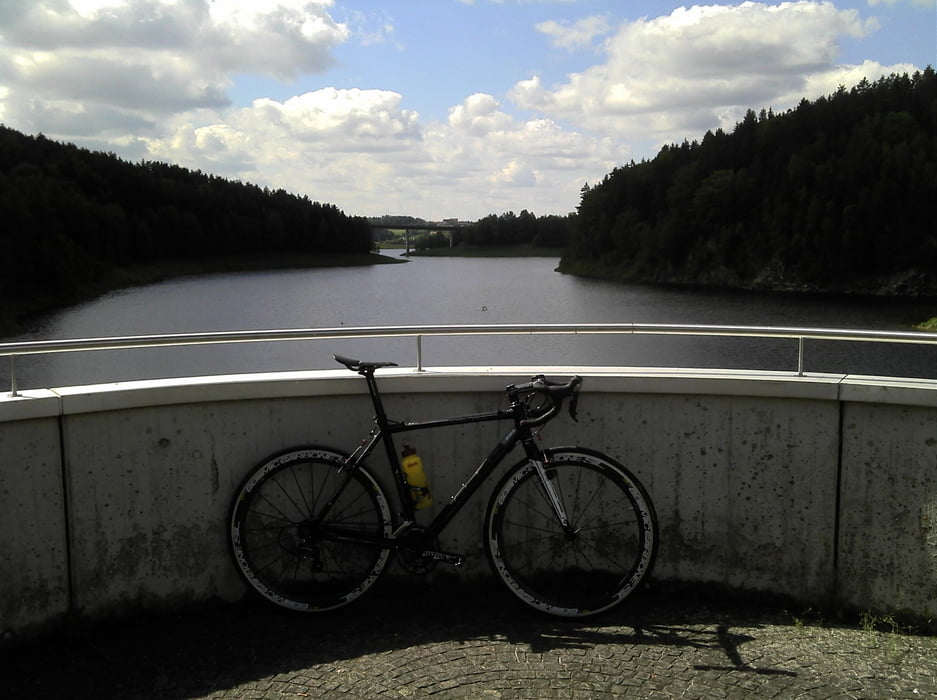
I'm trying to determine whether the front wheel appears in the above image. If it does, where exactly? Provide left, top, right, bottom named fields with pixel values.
left=485, top=447, right=657, bottom=618
left=229, top=447, right=393, bottom=612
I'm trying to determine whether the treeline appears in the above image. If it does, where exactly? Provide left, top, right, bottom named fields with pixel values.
left=370, top=210, right=574, bottom=251
left=369, top=214, right=428, bottom=228
left=0, top=125, right=372, bottom=317
left=561, top=68, right=937, bottom=295
left=454, top=210, right=573, bottom=248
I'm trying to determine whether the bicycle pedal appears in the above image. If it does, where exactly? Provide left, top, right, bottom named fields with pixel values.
left=420, top=550, right=465, bottom=567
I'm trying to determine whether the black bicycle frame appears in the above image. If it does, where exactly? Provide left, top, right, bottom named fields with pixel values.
left=316, top=368, right=549, bottom=550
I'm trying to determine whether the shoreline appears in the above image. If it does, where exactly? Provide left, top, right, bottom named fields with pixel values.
left=4, top=247, right=935, bottom=336
left=1, top=251, right=403, bottom=337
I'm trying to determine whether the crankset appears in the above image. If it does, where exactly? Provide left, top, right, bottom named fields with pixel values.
left=395, top=526, right=465, bottom=573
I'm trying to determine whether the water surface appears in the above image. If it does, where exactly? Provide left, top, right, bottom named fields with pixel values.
left=4, top=251, right=935, bottom=389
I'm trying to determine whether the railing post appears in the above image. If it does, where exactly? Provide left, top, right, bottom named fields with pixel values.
left=416, top=335, right=424, bottom=372
left=9, top=354, right=18, bottom=397
left=797, top=337, right=805, bottom=376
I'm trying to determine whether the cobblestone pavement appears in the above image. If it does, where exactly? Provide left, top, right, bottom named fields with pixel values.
left=3, top=581, right=936, bottom=699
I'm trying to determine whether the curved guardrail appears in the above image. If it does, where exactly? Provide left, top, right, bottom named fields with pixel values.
left=2, top=329, right=936, bottom=635
left=2, top=323, right=936, bottom=396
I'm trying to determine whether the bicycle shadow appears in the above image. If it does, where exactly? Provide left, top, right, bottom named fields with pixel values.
left=437, top=580, right=798, bottom=678
left=2, top=580, right=797, bottom=699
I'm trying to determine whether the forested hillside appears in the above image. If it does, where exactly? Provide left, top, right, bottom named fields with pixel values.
left=454, top=210, right=573, bottom=249
left=0, top=126, right=373, bottom=327
left=561, top=68, right=937, bottom=296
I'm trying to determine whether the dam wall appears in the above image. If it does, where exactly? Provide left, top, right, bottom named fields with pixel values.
left=1, top=367, right=935, bottom=638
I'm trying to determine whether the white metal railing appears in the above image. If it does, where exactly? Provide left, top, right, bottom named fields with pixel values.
left=2, top=323, right=936, bottom=397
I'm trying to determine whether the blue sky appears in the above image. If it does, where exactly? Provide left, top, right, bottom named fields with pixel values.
left=1, top=1, right=933, bottom=220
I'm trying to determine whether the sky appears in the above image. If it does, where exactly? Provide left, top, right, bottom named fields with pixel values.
left=0, top=1, right=934, bottom=221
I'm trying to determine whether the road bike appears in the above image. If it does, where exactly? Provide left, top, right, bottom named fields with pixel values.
left=229, top=355, right=658, bottom=618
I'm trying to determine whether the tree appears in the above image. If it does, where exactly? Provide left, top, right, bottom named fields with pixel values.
left=560, top=69, right=937, bottom=295
left=0, top=124, right=381, bottom=318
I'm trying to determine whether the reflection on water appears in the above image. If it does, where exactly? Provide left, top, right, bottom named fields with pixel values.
left=3, top=251, right=936, bottom=390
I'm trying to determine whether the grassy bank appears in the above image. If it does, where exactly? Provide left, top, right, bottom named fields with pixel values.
left=1, top=250, right=403, bottom=337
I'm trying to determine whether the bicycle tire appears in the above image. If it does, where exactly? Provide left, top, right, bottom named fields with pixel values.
left=230, top=447, right=393, bottom=612
left=485, top=447, right=657, bottom=618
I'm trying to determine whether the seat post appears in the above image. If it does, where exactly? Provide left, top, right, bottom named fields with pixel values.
left=361, top=368, right=392, bottom=427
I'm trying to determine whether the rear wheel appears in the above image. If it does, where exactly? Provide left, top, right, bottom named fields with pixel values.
left=230, top=447, right=392, bottom=612
left=485, top=448, right=657, bottom=617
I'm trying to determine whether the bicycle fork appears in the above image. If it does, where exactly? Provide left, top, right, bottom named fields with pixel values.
left=522, top=438, right=576, bottom=538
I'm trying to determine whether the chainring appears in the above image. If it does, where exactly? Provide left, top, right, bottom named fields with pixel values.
left=395, top=526, right=439, bottom=574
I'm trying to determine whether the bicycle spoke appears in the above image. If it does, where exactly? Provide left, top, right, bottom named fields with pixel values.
left=328, top=494, right=379, bottom=524
left=289, top=465, right=314, bottom=518
left=486, top=454, right=657, bottom=617
left=270, top=471, right=313, bottom=520
left=231, top=450, right=391, bottom=612
left=504, top=494, right=557, bottom=528
left=570, top=488, right=632, bottom=531
left=243, top=513, right=294, bottom=529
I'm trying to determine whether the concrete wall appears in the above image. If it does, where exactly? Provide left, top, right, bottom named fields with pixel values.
left=0, top=411, right=69, bottom=633
left=838, top=381, right=937, bottom=618
left=1, top=367, right=935, bottom=639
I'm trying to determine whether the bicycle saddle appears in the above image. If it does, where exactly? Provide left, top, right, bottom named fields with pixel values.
left=334, top=354, right=398, bottom=373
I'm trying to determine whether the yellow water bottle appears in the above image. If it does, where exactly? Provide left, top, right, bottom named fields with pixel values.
left=401, top=445, right=432, bottom=510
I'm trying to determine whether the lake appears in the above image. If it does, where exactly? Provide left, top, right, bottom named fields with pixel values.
left=3, top=250, right=936, bottom=390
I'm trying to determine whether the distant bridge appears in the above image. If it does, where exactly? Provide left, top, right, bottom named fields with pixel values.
left=369, top=221, right=472, bottom=252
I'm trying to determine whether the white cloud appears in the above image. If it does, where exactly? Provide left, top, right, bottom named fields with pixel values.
left=142, top=89, right=627, bottom=218
left=203, top=0, right=349, bottom=77
left=780, top=58, right=922, bottom=104
left=867, top=0, right=933, bottom=7
left=510, top=2, right=894, bottom=148
left=2, top=0, right=625, bottom=218
left=448, top=93, right=514, bottom=135
left=144, top=86, right=422, bottom=175
left=0, top=0, right=927, bottom=220
left=535, top=15, right=611, bottom=51
left=0, top=0, right=349, bottom=136
left=260, top=88, right=422, bottom=145
left=489, top=160, right=537, bottom=187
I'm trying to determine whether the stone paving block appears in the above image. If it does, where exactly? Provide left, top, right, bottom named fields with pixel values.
left=3, top=583, right=937, bottom=698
